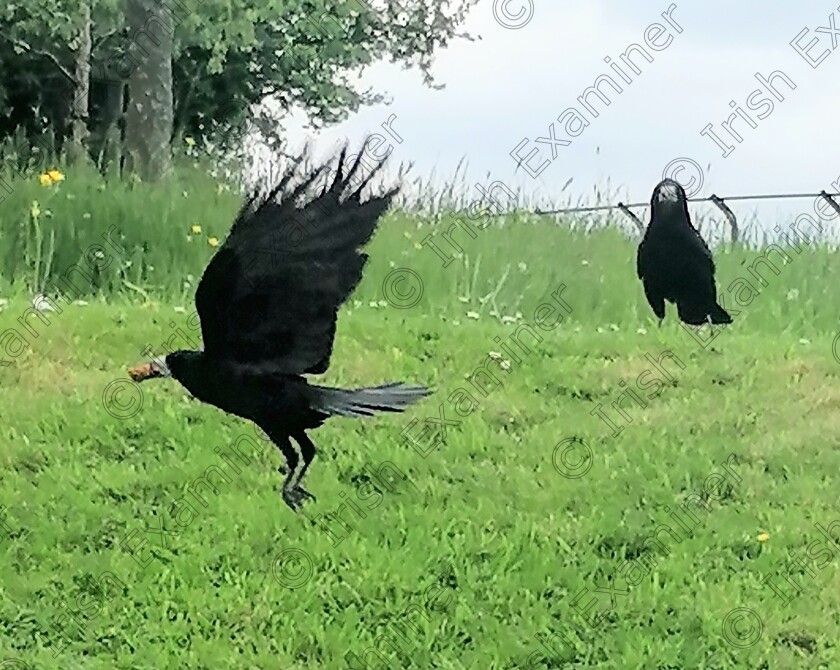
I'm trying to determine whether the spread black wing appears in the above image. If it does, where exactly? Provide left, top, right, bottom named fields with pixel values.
left=194, top=146, right=398, bottom=375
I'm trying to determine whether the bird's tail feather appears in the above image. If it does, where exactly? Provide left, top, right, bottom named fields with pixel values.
left=677, top=300, right=733, bottom=325
left=709, top=302, right=733, bottom=324
left=311, top=382, right=431, bottom=418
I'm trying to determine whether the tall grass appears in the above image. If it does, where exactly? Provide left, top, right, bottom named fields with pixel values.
left=0, top=142, right=838, bottom=337
left=0, top=155, right=239, bottom=302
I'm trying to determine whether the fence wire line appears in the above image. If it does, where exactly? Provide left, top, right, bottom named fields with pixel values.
left=533, top=191, right=840, bottom=215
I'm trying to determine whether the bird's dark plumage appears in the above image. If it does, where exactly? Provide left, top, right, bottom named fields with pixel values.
left=636, top=179, right=732, bottom=326
left=130, top=146, right=430, bottom=511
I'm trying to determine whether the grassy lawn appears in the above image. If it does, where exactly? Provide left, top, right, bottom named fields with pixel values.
left=1, top=165, right=840, bottom=668
left=2, top=238, right=840, bottom=668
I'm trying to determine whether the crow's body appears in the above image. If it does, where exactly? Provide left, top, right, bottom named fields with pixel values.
left=636, top=179, right=732, bottom=326
left=130, top=148, right=430, bottom=510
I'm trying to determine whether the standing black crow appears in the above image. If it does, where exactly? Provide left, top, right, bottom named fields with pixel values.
left=128, top=147, right=430, bottom=511
left=636, top=178, right=732, bottom=326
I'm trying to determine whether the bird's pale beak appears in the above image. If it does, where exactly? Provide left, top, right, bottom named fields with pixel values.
left=128, top=361, right=166, bottom=382
left=656, top=183, right=681, bottom=204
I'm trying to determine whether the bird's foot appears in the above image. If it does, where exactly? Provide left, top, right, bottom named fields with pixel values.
left=282, top=484, right=316, bottom=511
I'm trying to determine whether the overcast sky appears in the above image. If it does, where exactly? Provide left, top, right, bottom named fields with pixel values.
left=267, top=0, right=840, bottom=230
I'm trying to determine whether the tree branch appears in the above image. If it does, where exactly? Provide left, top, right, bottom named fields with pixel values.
left=93, top=28, right=121, bottom=53
left=0, top=30, right=77, bottom=84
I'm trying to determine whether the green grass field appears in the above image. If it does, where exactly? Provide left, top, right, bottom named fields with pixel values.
left=2, top=162, right=840, bottom=668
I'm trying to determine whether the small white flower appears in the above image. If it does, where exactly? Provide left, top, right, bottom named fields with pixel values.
left=799, top=338, right=810, bottom=345
left=501, top=315, right=518, bottom=324
left=72, top=300, right=89, bottom=306
left=786, top=289, right=799, bottom=301
left=518, top=262, right=527, bottom=272
left=32, top=295, right=56, bottom=312
left=609, top=324, right=619, bottom=332
left=368, top=301, right=379, bottom=308
left=581, top=260, right=589, bottom=266
left=488, top=353, right=512, bottom=370
left=596, top=326, right=605, bottom=333
left=457, top=296, right=469, bottom=303
left=377, top=300, right=388, bottom=308
left=636, top=327, right=648, bottom=335
left=174, top=306, right=186, bottom=313
left=466, top=311, right=480, bottom=320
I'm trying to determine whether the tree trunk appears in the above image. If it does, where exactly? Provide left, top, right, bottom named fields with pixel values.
left=67, top=0, right=92, bottom=162
left=99, top=81, right=125, bottom=176
left=123, top=0, right=174, bottom=181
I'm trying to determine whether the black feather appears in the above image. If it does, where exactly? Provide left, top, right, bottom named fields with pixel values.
left=637, top=179, right=732, bottom=326
left=146, top=142, right=429, bottom=513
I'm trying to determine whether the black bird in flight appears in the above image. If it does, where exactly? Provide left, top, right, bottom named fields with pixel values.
left=636, top=178, right=732, bottom=326
left=129, top=147, right=430, bottom=511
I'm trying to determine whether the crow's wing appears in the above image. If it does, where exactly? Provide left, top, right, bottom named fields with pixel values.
left=639, top=212, right=717, bottom=281
left=686, top=222, right=716, bottom=274
left=636, top=237, right=648, bottom=279
left=636, top=237, right=666, bottom=318
left=678, top=223, right=722, bottom=308
left=194, top=147, right=398, bottom=375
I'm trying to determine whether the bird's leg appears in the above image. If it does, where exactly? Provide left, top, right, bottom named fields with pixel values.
left=287, top=432, right=317, bottom=505
left=282, top=479, right=315, bottom=511
left=280, top=461, right=315, bottom=511
left=260, top=426, right=318, bottom=511
left=264, top=431, right=308, bottom=511
left=274, top=433, right=316, bottom=511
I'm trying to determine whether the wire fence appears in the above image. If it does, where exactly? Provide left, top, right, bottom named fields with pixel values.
left=533, top=190, right=840, bottom=246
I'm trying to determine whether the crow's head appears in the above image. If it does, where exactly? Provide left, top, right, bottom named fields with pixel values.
left=129, top=350, right=206, bottom=393
left=128, top=355, right=171, bottom=383
left=650, top=179, right=692, bottom=225
left=651, top=178, right=686, bottom=207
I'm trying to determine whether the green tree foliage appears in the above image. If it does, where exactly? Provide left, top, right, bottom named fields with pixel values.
left=0, top=0, right=478, bottom=168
